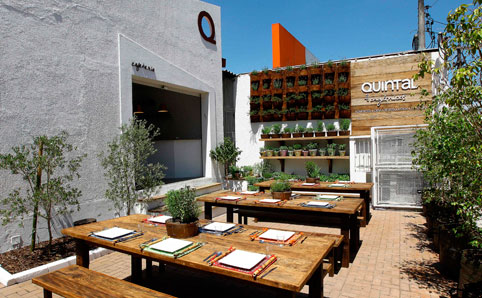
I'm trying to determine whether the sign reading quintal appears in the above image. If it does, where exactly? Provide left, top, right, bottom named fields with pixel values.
left=350, top=54, right=432, bottom=136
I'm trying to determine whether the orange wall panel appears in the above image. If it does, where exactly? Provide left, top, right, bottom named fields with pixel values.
left=272, top=23, right=306, bottom=68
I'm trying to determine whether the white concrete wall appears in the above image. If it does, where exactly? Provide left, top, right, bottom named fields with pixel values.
left=0, top=0, right=223, bottom=253
left=234, top=74, right=350, bottom=177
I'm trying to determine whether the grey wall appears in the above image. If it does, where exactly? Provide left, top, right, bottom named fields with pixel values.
left=0, top=0, right=223, bottom=253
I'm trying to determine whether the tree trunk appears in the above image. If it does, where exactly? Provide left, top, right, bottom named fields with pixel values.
left=47, top=216, right=52, bottom=252
left=31, top=141, right=43, bottom=251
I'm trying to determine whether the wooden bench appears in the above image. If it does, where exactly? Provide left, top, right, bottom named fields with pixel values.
left=32, top=265, right=175, bottom=298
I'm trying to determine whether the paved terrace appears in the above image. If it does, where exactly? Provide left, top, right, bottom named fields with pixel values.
left=0, top=209, right=455, bottom=298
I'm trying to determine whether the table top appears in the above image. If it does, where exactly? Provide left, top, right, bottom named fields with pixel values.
left=62, top=214, right=334, bottom=293
left=197, top=191, right=364, bottom=215
left=254, top=180, right=374, bottom=191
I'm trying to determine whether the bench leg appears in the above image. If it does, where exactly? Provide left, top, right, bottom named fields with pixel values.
left=243, top=216, right=248, bottom=225
left=226, top=206, right=234, bottom=222
left=308, top=263, right=323, bottom=298
left=237, top=213, right=243, bottom=224
left=328, top=249, right=335, bottom=277
left=75, top=239, right=89, bottom=268
left=146, top=259, right=152, bottom=278
left=131, top=256, right=142, bottom=283
left=341, top=227, right=350, bottom=268
left=43, top=289, right=52, bottom=298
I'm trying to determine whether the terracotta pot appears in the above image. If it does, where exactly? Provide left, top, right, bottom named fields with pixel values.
left=265, top=150, right=273, bottom=157
left=165, top=219, right=199, bottom=238
left=327, top=131, right=337, bottom=136
left=280, top=150, right=288, bottom=156
left=306, top=177, right=320, bottom=183
left=261, top=134, right=270, bottom=139
left=302, top=150, right=309, bottom=156
left=292, top=132, right=303, bottom=138
left=281, top=133, right=291, bottom=138
left=272, top=191, right=292, bottom=201
left=294, top=150, right=302, bottom=156
left=339, top=110, right=351, bottom=118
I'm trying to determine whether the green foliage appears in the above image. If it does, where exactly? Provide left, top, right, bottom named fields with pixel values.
left=251, top=81, right=259, bottom=91
left=270, top=180, right=291, bottom=192
left=324, top=78, right=333, bottom=85
left=326, top=60, right=333, bottom=67
left=272, top=124, right=282, bottom=134
left=338, top=73, right=348, bottom=83
left=326, top=123, right=336, bottom=131
left=279, top=146, right=288, bottom=151
left=306, top=143, right=318, bottom=150
left=286, top=66, right=293, bottom=71
left=339, top=103, right=350, bottom=110
left=293, top=144, right=302, bottom=150
left=327, top=143, right=337, bottom=150
left=262, top=67, right=269, bottom=74
left=305, top=161, right=320, bottom=178
left=312, top=76, right=321, bottom=85
left=298, top=76, right=308, bottom=86
left=339, top=119, right=351, bottom=130
left=250, top=70, right=259, bottom=75
left=272, top=96, right=283, bottom=103
left=312, top=105, right=323, bottom=112
left=325, top=104, right=335, bottom=112
left=306, top=127, right=314, bottom=133
left=312, top=91, right=322, bottom=98
left=262, top=80, right=270, bottom=89
left=165, top=187, right=200, bottom=223
left=295, top=125, right=306, bottom=133
left=282, top=127, right=292, bottom=133
left=273, top=79, right=283, bottom=89
left=413, top=0, right=482, bottom=248
left=0, top=131, right=86, bottom=250
left=209, top=137, right=242, bottom=177
left=300, top=64, right=307, bottom=70
left=229, top=165, right=240, bottom=175
left=317, top=121, right=325, bottom=132
left=298, top=106, right=307, bottom=113
left=249, top=96, right=260, bottom=103
left=336, top=88, right=349, bottom=96
left=249, top=110, right=259, bottom=116
left=311, top=62, right=320, bottom=68
left=340, top=60, right=348, bottom=67
left=319, top=173, right=350, bottom=182
left=100, top=118, right=165, bottom=216
left=338, top=144, right=347, bottom=151
left=261, top=126, right=271, bottom=134
left=325, top=89, right=335, bottom=96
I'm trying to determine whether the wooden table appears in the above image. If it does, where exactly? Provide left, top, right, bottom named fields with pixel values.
left=62, top=214, right=334, bottom=298
left=197, top=191, right=363, bottom=267
left=255, top=180, right=373, bottom=226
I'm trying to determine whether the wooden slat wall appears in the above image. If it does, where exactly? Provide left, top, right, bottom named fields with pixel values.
left=350, top=54, right=432, bottom=136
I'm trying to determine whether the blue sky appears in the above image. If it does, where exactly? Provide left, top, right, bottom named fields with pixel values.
left=202, top=0, right=467, bottom=74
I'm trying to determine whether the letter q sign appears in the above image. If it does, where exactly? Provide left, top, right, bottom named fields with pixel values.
left=198, top=11, right=216, bottom=44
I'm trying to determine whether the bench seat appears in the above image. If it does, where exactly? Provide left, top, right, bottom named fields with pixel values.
left=32, top=265, right=175, bottom=298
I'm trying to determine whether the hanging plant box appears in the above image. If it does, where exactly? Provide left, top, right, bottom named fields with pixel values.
left=303, top=132, right=314, bottom=137
left=297, top=112, right=308, bottom=120
left=325, top=111, right=335, bottom=119
left=337, top=62, right=350, bottom=72
left=314, top=132, right=325, bottom=137
left=297, top=99, right=308, bottom=107
left=272, top=78, right=283, bottom=90
left=272, top=114, right=282, bottom=122
left=292, top=132, right=303, bottom=138
left=261, top=133, right=270, bottom=139
left=270, top=133, right=280, bottom=139
left=262, top=114, right=272, bottom=122
left=338, top=96, right=351, bottom=104
left=250, top=115, right=260, bottom=122
left=281, top=133, right=291, bottom=138
left=311, top=111, right=323, bottom=119
left=285, top=76, right=296, bottom=91
left=324, top=64, right=335, bottom=73
left=339, top=110, right=351, bottom=118
left=250, top=102, right=260, bottom=110
left=327, top=131, right=337, bottom=136
left=324, top=96, right=335, bottom=103
left=309, top=66, right=322, bottom=75
left=339, top=130, right=350, bottom=136
left=272, top=100, right=283, bottom=110
left=262, top=100, right=272, bottom=109
left=286, top=112, right=297, bottom=121
left=298, top=68, right=309, bottom=76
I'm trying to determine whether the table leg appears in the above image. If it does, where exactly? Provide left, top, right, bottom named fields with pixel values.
left=360, top=200, right=367, bottom=227
left=204, top=202, right=213, bottom=220
left=340, top=219, right=350, bottom=268
left=273, top=289, right=296, bottom=298
left=226, top=206, right=234, bottom=222
left=146, top=259, right=152, bottom=278
left=308, top=263, right=323, bottom=298
left=75, top=239, right=89, bottom=268
left=43, top=289, right=52, bottom=298
left=131, top=256, right=142, bottom=283
left=350, top=214, right=360, bottom=254
left=363, top=190, right=371, bottom=223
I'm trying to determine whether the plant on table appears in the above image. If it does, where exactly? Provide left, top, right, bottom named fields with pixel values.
left=273, top=147, right=280, bottom=156
left=326, top=123, right=337, bottom=136
left=229, top=165, right=241, bottom=179
left=259, top=147, right=266, bottom=157
left=264, top=145, right=274, bottom=157
left=100, top=118, right=165, bottom=216
left=305, top=161, right=321, bottom=182
left=0, top=131, right=86, bottom=251
left=165, top=187, right=200, bottom=238
left=209, top=137, right=242, bottom=178
left=287, top=146, right=294, bottom=156
left=339, top=119, right=351, bottom=133
left=270, top=180, right=292, bottom=200
left=271, top=124, right=282, bottom=135
left=294, top=125, right=306, bottom=134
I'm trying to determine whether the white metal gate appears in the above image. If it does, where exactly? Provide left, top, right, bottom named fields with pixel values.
left=371, top=126, right=424, bottom=208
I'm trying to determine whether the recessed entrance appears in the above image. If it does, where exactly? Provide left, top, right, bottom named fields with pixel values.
left=132, top=82, right=203, bottom=184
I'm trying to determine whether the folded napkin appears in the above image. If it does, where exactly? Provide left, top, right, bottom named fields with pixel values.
left=255, top=231, right=304, bottom=246
left=254, top=198, right=285, bottom=205
left=300, top=201, right=336, bottom=208
left=315, top=194, right=342, bottom=201
left=143, top=237, right=204, bottom=259
left=215, top=196, right=245, bottom=202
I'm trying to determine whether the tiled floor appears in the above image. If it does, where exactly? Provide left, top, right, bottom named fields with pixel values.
left=0, top=209, right=456, bottom=298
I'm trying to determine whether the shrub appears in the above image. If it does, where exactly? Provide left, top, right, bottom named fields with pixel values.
left=305, top=161, right=320, bottom=178
left=340, top=119, right=351, bottom=131
left=326, top=123, right=336, bottom=131
left=271, top=124, right=282, bottom=134
left=270, top=181, right=291, bottom=192
left=165, top=187, right=200, bottom=224
left=209, top=137, right=242, bottom=177
left=261, top=126, right=272, bottom=134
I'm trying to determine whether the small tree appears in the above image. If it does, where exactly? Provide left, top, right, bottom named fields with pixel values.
left=209, top=137, right=242, bottom=177
left=100, top=118, right=166, bottom=215
left=0, top=131, right=86, bottom=250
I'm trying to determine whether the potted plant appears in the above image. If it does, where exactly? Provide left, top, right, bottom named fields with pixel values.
left=262, top=79, right=271, bottom=90
left=165, top=187, right=200, bottom=238
left=229, top=165, right=242, bottom=179
left=262, top=95, right=272, bottom=109
left=259, top=147, right=266, bottom=157
left=295, top=93, right=308, bottom=106
left=306, top=142, right=318, bottom=156
left=241, top=165, right=253, bottom=177
left=302, top=146, right=309, bottom=157
left=324, top=89, right=335, bottom=102
left=319, top=147, right=327, bottom=156
left=338, top=144, right=347, bottom=156
left=304, top=127, right=315, bottom=138
left=293, top=125, right=305, bottom=138
left=286, top=76, right=295, bottom=88
left=273, top=147, right=280, bottom=156
left=262, top=109, right=273, bottom=122
left=273, top=79, right=283, bottom=89
left=311, top=91, right=323, bottom=105
left=272, top=109, right=282, bottom=121
left=311, top=75, right=321, bottom=85
left=337, top=88, right=350, bottom=102
left=297, top=106, right=308, bottom=120
left=299, top=64, right=308, bottom=75
left=338, top=73, right=349, bottom=88
left=286, top=108, right=297, bottom=121
left=311, top=105, right=323, bottom=119
left=324, top=104, right=335, bottom=119
left=270, top=180, right=292, bottom=201
left=287, top=146, right=294, bottom=156
left=298, top=76, right=308, bottom=87
left=315, top=121, right=325, bottom=137
left=326, top=123, right=337, bottom=136
left=324, top=60, right=334, bottom=72
left=339, top=119, right=351, bottom=135
left=271, top=95, right=283, bottom=109
left=261, top=126, right=271, bottom=139
left=279, top=145, right=288, bottom=156
left=281, top=127, right=292, bottom=138
left=249, top=96, right=260, bottom=110
left=339, top=104, right=351, bottom=119
left=338, top=59, right=350, bottom=72
left=287, top=93, right=297, bottom=108
left=271, top=124, right=282, bottom=138
left=250, top=110, right=260, bottom=122
left=305, top=161, right=321, bottom=183
left=265, top=145, right=274, bottom=157
left=293, top=144, right=303, bottom=156
left=251, top=81, right=259, bottom=91
left=327, top=143, right=337, bottom=156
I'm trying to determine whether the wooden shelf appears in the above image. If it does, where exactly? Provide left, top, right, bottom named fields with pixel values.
left=260, top=136, right=350, bottom=141
left=260, top=156, right=349, bottom=160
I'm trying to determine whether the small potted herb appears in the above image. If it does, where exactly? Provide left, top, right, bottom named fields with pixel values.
left=315, top=121, right=325, bottom=137
left=298, top=76, right=308, bottom=86
left=339, top=119, right=351, bottom=135
left=262, top=79, right=271, bottom=90
left=293, top=125, right=305, bottom=138
left=262, top=95, right=272, bottom=109
left=326, top=123, right=337, bottom=136
left=293, top=144, right=303, bottom=156
left=305, top=161, right=320, bottom=183
left=286, top=76, right=295, bottom=88
left=327, top=143, right=337, bottom=156
left=337, top=88, right=350, bottom=102
left=279, top=145, right=288, bottom=157
left=306, top=143, right=319, bottom=156
left=265, top=145, right=274, bottom=157
left=271, top=124, right=282, bottom=138
left=297, top=106, right=308, bottom=120
left=338, top=73, right=348, bottom=83
left=251, top=81, right=259, bottom=91
left=338, top=144, right=347, bottom=156
left=229, top=165, right=242, bottom=179
left=311, top=105, right=323, bottom=120
left=261, top=126, right=271, bottom=139
left=273, top=79, right=283, bottom=89
left=339, top=104, right=351, bottom=118
left=259, top=147, right=266, bottom=157
left=287, top=146, right=294, bottom=156
left=165, top=187, right=200, bottom=238
left=270, top=180, right=292, bottom=201
left=324, top=104, right=335, bottom=119
left=319, top=147, right=327, bottom=156
left=304, top=127, right=315, bottom=138
left=302, top=145, right=309, bottom=157
left=286, top=107, right=297, bottom=121
left=273, top=147, right=280, bottom=156
left=249, top=110, right=260, bottom=123
left=241, top=166, right=253, bottom=177
left=311, top=75, right=321, bottom=85
left=281, top=127, right=292, bottom=138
